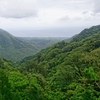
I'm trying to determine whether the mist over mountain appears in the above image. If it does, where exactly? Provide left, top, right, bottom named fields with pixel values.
left=7, top=27, right=84, bottom=37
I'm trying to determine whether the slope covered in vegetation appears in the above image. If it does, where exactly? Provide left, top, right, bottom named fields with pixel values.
left=0, top=25, right=100, bottom=100
left=20, top=25, right=100, bottom=99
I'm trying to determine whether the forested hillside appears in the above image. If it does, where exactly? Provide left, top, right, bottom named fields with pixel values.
left=20, top=25, right=100, bottom=99
left=0, top=29, right=39, bottom=61
left=0, top=25, right=100, bottom=100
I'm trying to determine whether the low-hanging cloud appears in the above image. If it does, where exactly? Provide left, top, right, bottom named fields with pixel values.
left=0, top=0, right=38, bottom=18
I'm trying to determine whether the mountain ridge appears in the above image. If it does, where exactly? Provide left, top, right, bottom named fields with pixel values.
left=72, top=25, right=100, bottom=42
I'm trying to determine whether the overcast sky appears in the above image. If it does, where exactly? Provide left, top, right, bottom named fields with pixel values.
left=0, top=0, right=100, bottom=37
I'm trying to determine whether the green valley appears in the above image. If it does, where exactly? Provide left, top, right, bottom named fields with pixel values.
left=0, top=29, right=66, bottom=62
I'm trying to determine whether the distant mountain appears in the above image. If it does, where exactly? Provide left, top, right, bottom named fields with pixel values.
left=17, top=37, right=69, bottom=50
left=0, top=29, right=68, bottom=62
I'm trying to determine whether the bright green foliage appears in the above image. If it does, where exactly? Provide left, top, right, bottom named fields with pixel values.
left=84, top=67, right=98, bottom=80
left=0, top=69, right=12, bottom=100
left=8, top=71, right=44, bottom=100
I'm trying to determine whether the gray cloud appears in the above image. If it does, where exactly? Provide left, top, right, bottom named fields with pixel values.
left=82, top=11, right=88, bottom=14
left=93, top=0, right=100, bottom=14
left=0, top=0, right=38, bottom=18
left=59, top=16, right=70, bottom=21
left=0, top=0, right=100, bottom=38
left=73, top=17, right=82, bottom=21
